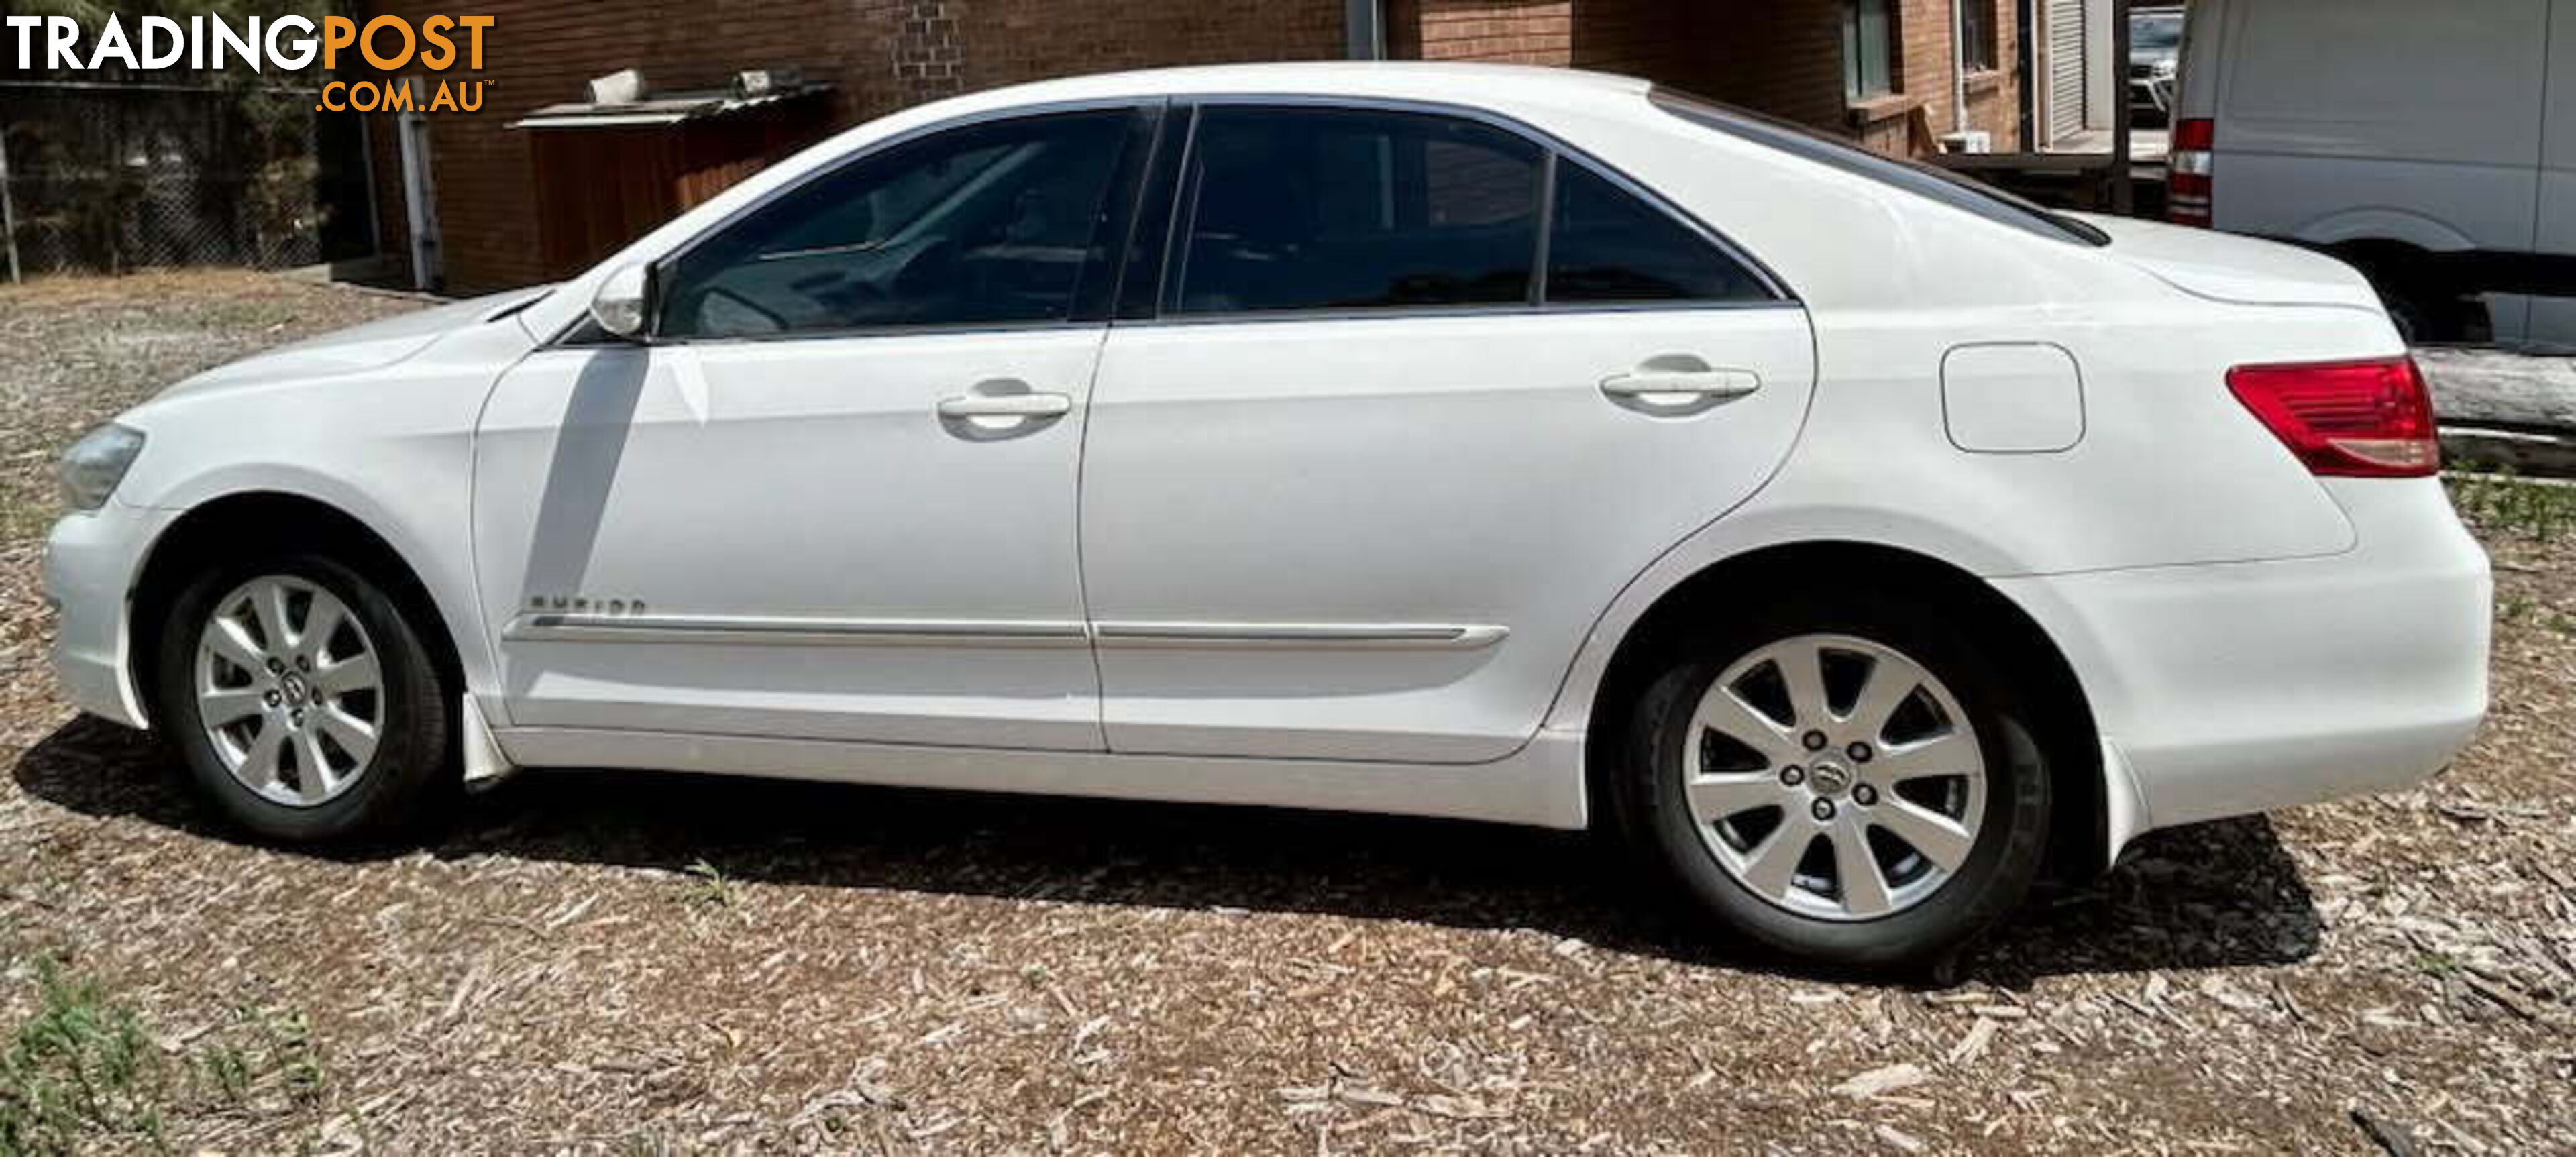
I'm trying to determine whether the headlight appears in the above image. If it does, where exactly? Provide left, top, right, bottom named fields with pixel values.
left=2155, top=59, right=2178, bottom=78
left=56, top=423, right=146, bottom=512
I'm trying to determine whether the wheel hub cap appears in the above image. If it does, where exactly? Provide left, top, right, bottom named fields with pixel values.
left=193, top=575, right=385, bottom=808
left=1680, top=633, right=1988, bottom=923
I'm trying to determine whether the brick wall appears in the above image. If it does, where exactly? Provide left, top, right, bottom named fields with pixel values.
left=362, top=0, right=1343, bottom=292
left=1385, top=0, right=1672, bottom=76
left=958, top=0, right=1341, bottom=89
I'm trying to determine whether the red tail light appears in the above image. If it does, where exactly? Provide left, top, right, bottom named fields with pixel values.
left=2227, top=357, right=2439, bottom=478
left=2169, top=118, right=2214, bottom=227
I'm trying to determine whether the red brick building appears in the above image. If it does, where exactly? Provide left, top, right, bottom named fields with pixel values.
left=363, top=0, right=2036, bottom=292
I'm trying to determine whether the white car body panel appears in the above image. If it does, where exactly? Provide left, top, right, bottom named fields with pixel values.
left=44, top=63, right=2491, bottom=871
left=472, top=331, right=1108, bottom=751
left=1081, top=308, right=1815, bottom=763
left=1996, top=479, right=2490, bottom=834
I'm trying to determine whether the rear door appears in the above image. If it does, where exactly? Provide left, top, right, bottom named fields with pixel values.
left=1079, top=102, right=1817, bottom=764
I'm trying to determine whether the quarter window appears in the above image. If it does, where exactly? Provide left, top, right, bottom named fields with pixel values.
left=1169, top=106, right=1544, bottom=314
left=657, top=110, right=1137, bottom=339
left=1546, top=163, right=1772, bottom=304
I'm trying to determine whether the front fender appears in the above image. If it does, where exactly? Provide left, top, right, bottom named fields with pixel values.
left=106, top=323, right=531, bottom=714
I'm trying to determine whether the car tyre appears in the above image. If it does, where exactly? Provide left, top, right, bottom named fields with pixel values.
left=154, top=552, right=453, bottom=845
left=1613, top=591, right=2051, bottom=971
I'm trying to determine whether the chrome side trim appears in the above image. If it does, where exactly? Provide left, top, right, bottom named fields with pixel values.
left=1092, top=622, right=1509, bottom=650
left=504, top=614, right=1509, bottom=651
left=502, top=613, right=1092, bottom=648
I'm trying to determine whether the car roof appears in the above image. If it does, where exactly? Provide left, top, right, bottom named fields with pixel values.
left=908, top=61, right=1655, bottom=120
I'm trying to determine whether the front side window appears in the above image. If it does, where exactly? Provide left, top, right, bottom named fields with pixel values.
left=1546, top=164, right=1773, bottom=304
left=1169, top=106, right=1543, bottom=314
left=658, top=110, right=1136, bottom=339
left=1843, top=0, right=1897, bottom=100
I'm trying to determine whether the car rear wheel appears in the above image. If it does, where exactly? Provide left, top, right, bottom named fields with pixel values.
left=1615, top=594, right=2051, bottom=971
left=155, top=553, right=453, bottom=844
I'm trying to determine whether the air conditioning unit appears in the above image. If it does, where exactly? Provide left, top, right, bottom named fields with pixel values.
left=1939, top=130, right=1994, bottom=155
left=588, top=68, right=646, bottom=105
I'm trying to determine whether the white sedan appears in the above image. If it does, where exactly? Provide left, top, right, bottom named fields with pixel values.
left=44, top=64, right=2490, bottom=969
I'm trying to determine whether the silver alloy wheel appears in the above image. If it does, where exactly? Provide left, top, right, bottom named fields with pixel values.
left=1683, top=633, right=1986, bottom=922
left=193, top=575, right=384, bottom=808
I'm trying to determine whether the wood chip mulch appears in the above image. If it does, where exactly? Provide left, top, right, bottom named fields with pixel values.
left=2, top=270, right=2571, bottom=1154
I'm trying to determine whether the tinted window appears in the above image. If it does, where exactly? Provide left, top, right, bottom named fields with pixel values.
left=1650, top=88, right=2110, bottom=247
left=1171, top=107, right=1542, bottom=314
left=1546, top=163, right=1772, bottom=304
left=659, top=111, right=1136, bottom=339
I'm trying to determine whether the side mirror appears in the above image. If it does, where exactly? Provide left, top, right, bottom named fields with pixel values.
left=589, top=262, right=652, bottom=340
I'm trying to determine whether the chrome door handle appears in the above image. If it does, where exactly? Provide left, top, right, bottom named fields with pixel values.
left=937, top=392, right=1073, bottom=419
left=1599, top=370, right=1761, bottom=401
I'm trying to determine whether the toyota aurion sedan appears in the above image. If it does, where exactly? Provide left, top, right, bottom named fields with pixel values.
left=45, top=64, right=2490, bottom=968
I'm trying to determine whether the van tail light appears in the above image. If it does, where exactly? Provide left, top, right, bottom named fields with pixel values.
left=2227, top=357, right=2440, bottom=478
left=2169, top=118, right=2214, bottom=227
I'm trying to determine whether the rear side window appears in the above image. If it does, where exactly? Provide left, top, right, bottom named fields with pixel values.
left=1170, top=106, right=1544, bottom=313
left=1165, top=103, right=1782, bottom=315
left=1548, top=163, right=1773, bottom=304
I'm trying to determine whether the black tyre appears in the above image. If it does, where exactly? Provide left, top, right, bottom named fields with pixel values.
left=1613, top=591, right=2051, bottom=971
left=154, top=552, right=453, bottom=844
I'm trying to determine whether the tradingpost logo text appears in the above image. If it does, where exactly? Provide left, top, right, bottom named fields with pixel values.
left=6, top=13, right=494, bottom=112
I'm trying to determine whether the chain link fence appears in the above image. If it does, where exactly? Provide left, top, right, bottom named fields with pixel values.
left=0, top=80, right=376, bottom=280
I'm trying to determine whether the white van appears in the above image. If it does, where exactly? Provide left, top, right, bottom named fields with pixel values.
left=2170, top=0, right=2573, bottom=353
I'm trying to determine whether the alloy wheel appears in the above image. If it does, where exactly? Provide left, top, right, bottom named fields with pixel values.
left=1682, top=633, right=1987, bottom=922
left=193, top=575, right=384, bottom=808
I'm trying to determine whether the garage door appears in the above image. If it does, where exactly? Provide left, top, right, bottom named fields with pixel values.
left=2047, top=0, right=2088, bottom=140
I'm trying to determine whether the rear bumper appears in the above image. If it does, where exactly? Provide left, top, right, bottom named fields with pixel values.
left=41, top=501, right=171, bottom=729
left=1994, top=478, right=2490, bottom=858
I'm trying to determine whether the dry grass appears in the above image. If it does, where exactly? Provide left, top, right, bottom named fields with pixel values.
left=2, top=270, right=2573, bottom=1154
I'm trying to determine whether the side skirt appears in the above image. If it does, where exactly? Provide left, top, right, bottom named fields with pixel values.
left=492, top=725, right=1592, bottom=830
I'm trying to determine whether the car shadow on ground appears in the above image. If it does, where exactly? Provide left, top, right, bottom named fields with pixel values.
left=14, top=714, right=2320, bottom=985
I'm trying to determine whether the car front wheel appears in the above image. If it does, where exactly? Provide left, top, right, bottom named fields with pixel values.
left=154, top=553, right=453, bottom=844
left=1617, top=596, right=2052, bottom=971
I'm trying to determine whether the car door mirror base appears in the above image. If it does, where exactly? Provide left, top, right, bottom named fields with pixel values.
left=590, top=262, right=654, bottom=341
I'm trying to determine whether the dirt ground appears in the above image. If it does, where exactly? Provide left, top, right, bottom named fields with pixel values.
left=1, top=270, right=2572, bottom=1155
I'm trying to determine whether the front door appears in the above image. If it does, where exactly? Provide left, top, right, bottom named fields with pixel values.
left=1081, top=103, right=1817, bottom=764
left=473, top=106, right=1154, bottom=750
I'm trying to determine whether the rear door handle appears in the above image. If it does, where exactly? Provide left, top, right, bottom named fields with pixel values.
left=1599, top=370, right=1761, bottom=402
left=936, top=392, right=1073, bottom=419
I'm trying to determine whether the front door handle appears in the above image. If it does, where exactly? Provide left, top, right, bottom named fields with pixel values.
left=1599, top=370, right=1761, bottom=402
left=936, top=392, right=1073, bottom=420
